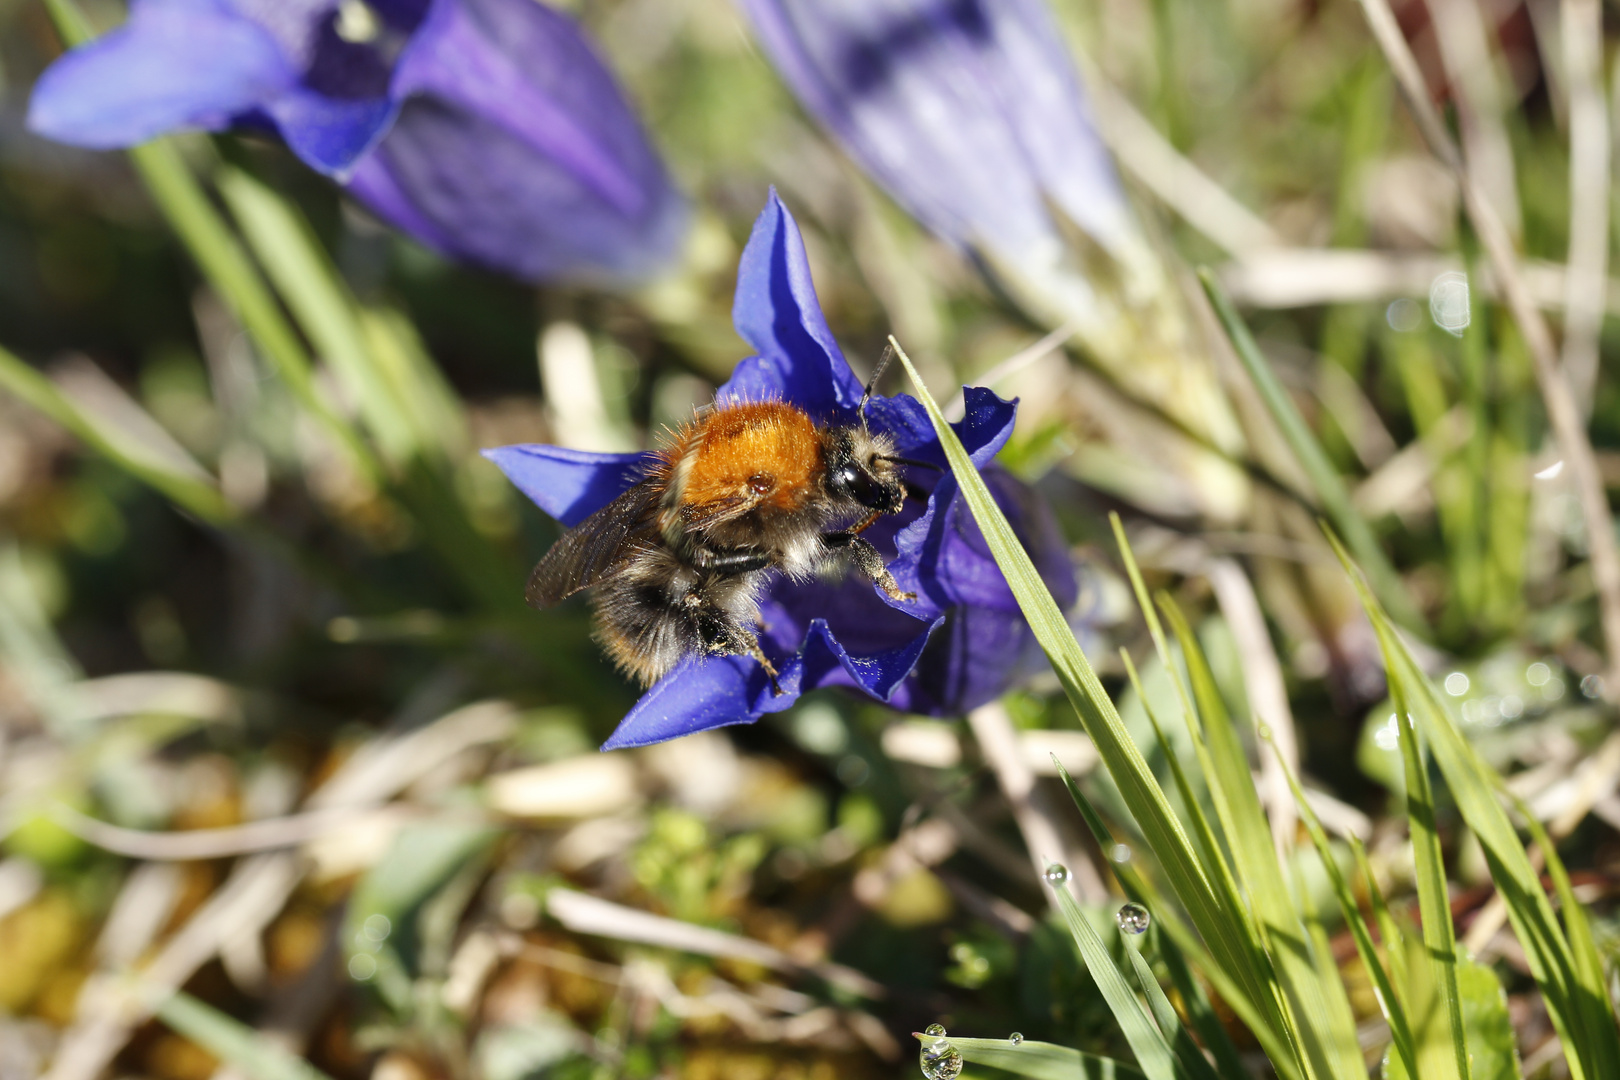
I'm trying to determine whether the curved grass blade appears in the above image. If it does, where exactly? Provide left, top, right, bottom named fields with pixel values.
left=0, top=346, right=232, bottom=525
left=891, top=335, right=1298, bottom=1077
left=915, top=1035, right=1147, bottom=1080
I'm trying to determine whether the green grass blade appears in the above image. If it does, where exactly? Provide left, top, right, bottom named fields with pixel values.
left=1274, top=738, right=1418, bottom=1078
left=917, top=1036, right=1147, bottom=1080
left=1119, top=650, right=1240, bottom=916
left=1327, top=529, right=1619, bottom=1080
left=1513, top=796, right=1609, bottom=1078
left=1386, top=660, right=1469, bottom=1080
left=1198, top=269, right=1423, bottom=632
left=1347, top=833, right=1408, bottom=1000
left=1158, top=597, right=1365, bottom=1080
left=0, top=346, right=233, bottom=525
left=216, top=163, right=421, bottom=465
left=39, top=0, right=381, bottom=488
left=157, top=991, right=335, bottom=1080
left=1047, top=866, right=1188, bottom=1080
left=1455, top=958, right=1523, bottom=1080
left=1111, top=529, right=1315, bottom=1079
left=1054, top=756, right=1287, bottom=1080
left=889, top=338, right=1285, bottom=1046
left=1123, top=935, right=1223, bottom=1080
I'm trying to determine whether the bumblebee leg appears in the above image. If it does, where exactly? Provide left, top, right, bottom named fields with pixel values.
left=687, top=595, right=783, bottom=695
left=822, top=532, right=915, bottom=602
left=691, top=547, right=773, bottom=575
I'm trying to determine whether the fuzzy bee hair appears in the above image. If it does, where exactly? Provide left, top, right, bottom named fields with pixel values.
left=526, top=392, right=914, bottom=692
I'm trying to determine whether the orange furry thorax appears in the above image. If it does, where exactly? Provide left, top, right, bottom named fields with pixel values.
left=658, top=400, right=824, bottom=513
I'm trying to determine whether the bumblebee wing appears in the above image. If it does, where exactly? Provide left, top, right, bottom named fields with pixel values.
left=525, top=480, right=660, bottom=608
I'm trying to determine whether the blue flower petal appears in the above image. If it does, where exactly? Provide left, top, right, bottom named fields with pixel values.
left=480, top=445, right=655, bottom=527
left=801, top=615, right=941, bottom=700
left=27, top=0, right=294, bottom=148
left=722, top=189, right=865, bottom=419
left=353, top=0, right=687, bottom=282
left=602, top=653, right=801, bottom=750
left=262, top=85, right=396, bottom=177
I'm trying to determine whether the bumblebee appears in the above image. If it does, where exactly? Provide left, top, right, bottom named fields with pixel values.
left=526, top=368, right=916, bottom=693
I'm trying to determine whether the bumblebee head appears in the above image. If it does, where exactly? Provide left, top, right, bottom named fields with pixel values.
left=825, top=427, right=906, bottom=515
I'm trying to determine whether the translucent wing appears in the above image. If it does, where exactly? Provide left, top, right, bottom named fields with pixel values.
left=525, top=480, right=661, bottom=608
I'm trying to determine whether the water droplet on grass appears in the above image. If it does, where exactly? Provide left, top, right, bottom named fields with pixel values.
left=1116, top=902, right=1151, bottom=935
left=1043, top=863, right=1068, bottom=884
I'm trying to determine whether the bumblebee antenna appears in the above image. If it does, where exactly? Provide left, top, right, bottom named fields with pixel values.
left=859, top=342, right=896, bottom=431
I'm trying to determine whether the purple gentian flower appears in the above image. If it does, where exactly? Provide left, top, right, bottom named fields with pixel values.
left=27, top=0, right=685, bottom=283
left=484, top=192, right=1077, bottom=749
left=736, top=0, right=1138, bottom=273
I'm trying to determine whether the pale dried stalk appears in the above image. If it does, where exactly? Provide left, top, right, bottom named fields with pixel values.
left=42, top=701, right=517, bottom=1080
left=545, top=887, right=885, bottom=1000
left=1355, top=0, right=1620, bottom=694
left=1206, top=559, right=1299, bottom=857
left=967, top=701, right=1106, bottom=903
left=1558, top=0, right=1609, bottom=412
left=1423, top=0, right=1523, bottom=238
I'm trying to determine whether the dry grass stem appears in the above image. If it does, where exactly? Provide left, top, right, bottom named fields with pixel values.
left=1558, top=0, right=1610, bottom=411
left=544, top=887, right=886, bottom=1000
left=1355, top=0, right=1620, bottom=695
left=1207, top=558, right=1299, bottom=856
left=967, top=701, right=1107, bottom=904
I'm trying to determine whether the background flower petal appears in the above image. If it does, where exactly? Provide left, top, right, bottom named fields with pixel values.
left=736, top=0, right=1132, bottom=261
left=481, top=445, right=656, bottom=527
left=27, top=0, right=294, bottom=148
left=359, top=0, right=687, bottom=281
left=722, top=189, right=865, bottom=419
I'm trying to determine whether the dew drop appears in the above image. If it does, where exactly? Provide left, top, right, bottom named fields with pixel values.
left=1109, top=842, right=1132, bottom=865
left=920, top=1039, right=963, bottom=1080
left=1009, top=1032, right=1024, bottom=1046
left=924, top=1024, right=947, bottom=1038
left=1043, top=863, right=1069, bottom=885
left=1116, top=902, right=1151, bottom=935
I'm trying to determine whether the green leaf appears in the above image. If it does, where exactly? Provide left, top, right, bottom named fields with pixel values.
left=1123, top=935, right=1223, bottom=1080
left=1456, top=958, right=1522, bottom=1080
left=157, top=991, right=334, bottom=1080
left=916, top=1035, right=1147, bottom=1080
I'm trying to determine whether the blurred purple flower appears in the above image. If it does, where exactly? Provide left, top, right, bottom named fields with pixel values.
left=27, top=0, right=685, bottom=282
left=484, top=192, right=1078, bottom=749
left=737, top=0, right=1135, bottom=267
